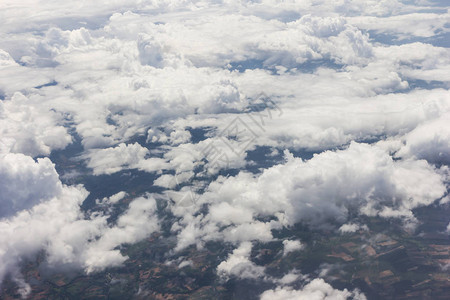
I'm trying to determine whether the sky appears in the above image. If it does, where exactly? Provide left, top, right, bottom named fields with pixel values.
left=0, top=0, right=449, bottom=298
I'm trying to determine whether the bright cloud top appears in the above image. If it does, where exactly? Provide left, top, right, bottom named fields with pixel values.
left=0, top=0, right=449, bottom=297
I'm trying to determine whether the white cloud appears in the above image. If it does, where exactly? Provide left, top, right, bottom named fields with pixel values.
left=85, top=143, right=168, bottom=175
left=80, top=195, right=159, bottom=273
left=96, top=191, right=128, bottom=214
left=1, top=0, right=449, bottom=296
left=277, top=270, right=303, bottom=285
left=205, top=142, right=445, bottom=227
left=349, top=12, right=450, bottom=39
left=0, top=152, right=160, bottom=296
left=396, top=113, right=450, bottom=164
left=0, top=153, right=62, bottom=218
left=104, top=191, right=127, bottom=205
left=217, top=242, right=266, bottom=281
left=260, top=278, right=367, bottom=300
left=339, top=223, right=361, bottom=234
left=2, top=2, right=448, bottom=160
left=0, top=92, right=71, bottom=157
left=171, top=142, right=446, bottom=251
left=283, top=239, right=304, bottom=255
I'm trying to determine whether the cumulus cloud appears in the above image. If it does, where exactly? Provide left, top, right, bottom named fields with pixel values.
left=283, top=239, right=304, bottom=255
left=1, top=0, right=449, bottom=296
left=213, top=142, right=444, bottom=226
left=84, top=143, right=167, bottom=175
left=80, top=195, right=159, bottom=273
left=97, top=191, right=128, bottom=206
left=0, top=92, right=71, bottom=157
left=1, top=1, right=448, bottom=160
left=117, top=12, right=374, bottom=68
left=170, top=142, right=446, bottom=251
left=0, top=49, right=52, bottom=95
left=0, top=152, right=159, bottom=296
left=396, top=112, right=450, bottom=164
left=217, top=242, right=266, bottom=281
left=260, top=278, right=367, bottom=300
left=339, top=223, right=363, bottom=234
left=349, top=12, right=450, bottom=39
left=0, top=153, right=62, bottom=218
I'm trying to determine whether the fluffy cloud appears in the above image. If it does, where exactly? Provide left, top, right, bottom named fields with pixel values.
left=79, top=195, right=159, bottom=273
left=170, top=142, right=446, bottom=251
left=0, top=152, right=159, bottom=296
left=396, top=113, right=450, bottom=164
left=0, top=174, right=89, bottom=296
left=2, top=1, right=448, bottom=160
left=0, top=49, right=52, bottom=94
left=0, top=153, right=62, bottom=218
left=1, top=0, right=449, bottom=297
left=283, top=239, right=304, bottom=255
left=349, top=12, right=450, bottom=39
left=210, top=142, right=445, bottom=226
left=84, top=142, right=168, bottom=175
left=97, top=191, right=127, bottom=206
left=339, top=223, right=364, bottom=234
left=0, top=92, right=71, bottom=157
left=112, top=12, right=374, bottom=68
left=260, top=278, right=366, bottom=300
left=217, top=242, right=266, bottom=281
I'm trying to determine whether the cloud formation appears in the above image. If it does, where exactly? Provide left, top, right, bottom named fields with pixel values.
left=217, top=241, right=266, bottom=281
left=0, top=152, right=159, bottom=296
left=0, top=0, right=449, bottom=297
left=260, top=278, right=367, bottom=300
left=168, top=142, right=446, bottom=254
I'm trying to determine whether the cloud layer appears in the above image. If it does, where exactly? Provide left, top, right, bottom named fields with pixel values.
left=0, top=0, right=449, bottom=297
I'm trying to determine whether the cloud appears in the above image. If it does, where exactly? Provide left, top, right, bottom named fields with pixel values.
left=283, top=239, right=304, bottom=255
left=0, top=153, right=62, bottom=218
left=277, top=270, right=303, bottom=285
left=1, top=0, right=449, bottom=296
left=0, top=152, right=159, bottom=296
left=118, top=13, right=374, bottom=68
left=260, top=278, right=367, bottom=300
left=79, top=195, right=159, bottom=273
left=0, top=49, right=52, bottom=94
left=338, top=223, right=362, bottom=234
left=97, top=191, right=128, bottom=206
left=0, top=92, right=71, bottom=157
left=208, top=142, right=445, bottom=227
left=2, top=3, right=448, bottom=160
left=396, top=112, right=450, bottom=164
left=349, top=12, right=450, bottom=39
left=84, top=142, right=168, bottom=175
left=170, top=142, right=446, bottom=251
left=217, top=241, right=266, bottom=281
left=179, top=79, right=448, bottom=156
left=0, top=177, right=89, bottom=296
